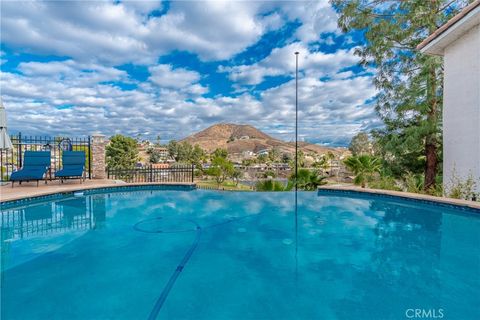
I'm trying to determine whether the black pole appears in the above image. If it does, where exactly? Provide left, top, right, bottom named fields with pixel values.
left=18, top=132, right=23, bottom=168
left=294, top=52, right=299, bottom=287
left=88, top=136, right=92, bottom=179
left=295, top=52, right=299, bottom=191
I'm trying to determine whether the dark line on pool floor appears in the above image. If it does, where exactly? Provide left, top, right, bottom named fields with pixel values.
left=147, top=221, right=202, bottom=320
left=139, top=214, right=260, bottom=320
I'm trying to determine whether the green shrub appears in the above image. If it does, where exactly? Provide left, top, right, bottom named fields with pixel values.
left=344, top=155, right=381, bottom=188
left=369, top=175, right=401, bottom=191
left=255, top=180, right=291, bottom=191
left=446, top=173, right=479, bottom=201
left=263, top=170, right=277, bottom=178
left=290, top=169, right=327, bottom=191
left=404, top=172, right=424, bottom=194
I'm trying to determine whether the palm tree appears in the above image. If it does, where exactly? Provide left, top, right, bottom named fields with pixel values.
left=344, top=155, right=382, bottom=188
left=313, top=152, right=335, bottom=175
left=304, top=170, right=328, bottom=190
left=291, top=169, right=328, bottom=191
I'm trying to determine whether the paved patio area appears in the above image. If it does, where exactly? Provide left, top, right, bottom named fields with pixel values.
left=0, top=179, right=127, bottom=202
left=0, top=179, right=196, bottom=202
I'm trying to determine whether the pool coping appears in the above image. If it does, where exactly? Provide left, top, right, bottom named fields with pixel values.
left=318, top=185, right=480, bottom=210
left=2, top=182, right=479, bottom=211
left=0, top=182, right=197, bottom=206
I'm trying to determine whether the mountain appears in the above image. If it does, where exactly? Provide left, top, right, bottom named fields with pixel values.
left=181, top=123, right=346, bottom=156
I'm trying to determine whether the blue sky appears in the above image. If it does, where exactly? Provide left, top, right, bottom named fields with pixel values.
left=0, top=0, right=380, bottom=146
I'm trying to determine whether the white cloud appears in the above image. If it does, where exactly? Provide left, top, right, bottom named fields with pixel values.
left=1, top=60, right=377, bottom=145
left=0, top=0, right=286, bottom=64
left=322, top=35, right=336, bottom=46
left=1, top=1, right=341, bottom=64
left=144, top=1, right=281, bottom=61
left=1, top=1, right=151, bottom=64
left=278, top=0, right=339, bottom=43
left=17, top=60, right=130, bottom=86
left=0, top=1, right=380, bottom=146
left=220, top=42, right=360, bottom=85
left=148, top=64, right=200, bottom=89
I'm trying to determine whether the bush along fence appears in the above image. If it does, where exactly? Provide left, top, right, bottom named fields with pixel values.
left=0, top=133, right=92, bottom=182
left=107, top=165, right=194, bottom=183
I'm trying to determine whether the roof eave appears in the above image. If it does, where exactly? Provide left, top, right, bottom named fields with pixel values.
left=418, top=1, right=480, bottom=55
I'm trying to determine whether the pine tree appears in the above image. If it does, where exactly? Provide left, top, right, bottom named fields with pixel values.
left=106, top=134, right=139, bottom=169
left=331, top=0, right=471, bottom=191
left=349, top=132, right=371, bottom=156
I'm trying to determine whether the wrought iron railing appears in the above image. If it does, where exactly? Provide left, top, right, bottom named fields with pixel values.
left=0, top=133, right=92, bottom=182
left=107, top=165, right=194, bottom=183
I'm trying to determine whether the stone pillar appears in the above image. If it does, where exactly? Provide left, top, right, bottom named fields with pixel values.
left=91, top=133, right=107, bottom=179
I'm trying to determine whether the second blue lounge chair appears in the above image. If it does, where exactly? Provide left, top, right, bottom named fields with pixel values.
left=10, top=151, right=51, bottom=187
left=55, top=151, right=86, bottom=183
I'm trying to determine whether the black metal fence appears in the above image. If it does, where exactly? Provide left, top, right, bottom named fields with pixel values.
left=107, top=165, right=194, bottom=183
left=0, top=133, right=92, bottom=182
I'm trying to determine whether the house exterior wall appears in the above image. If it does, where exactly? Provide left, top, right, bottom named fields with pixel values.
left=443, top=24, right=480, bottom=192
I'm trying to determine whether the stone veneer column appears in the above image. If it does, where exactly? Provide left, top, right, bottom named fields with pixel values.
left=91, top=133, right=107, bottom=179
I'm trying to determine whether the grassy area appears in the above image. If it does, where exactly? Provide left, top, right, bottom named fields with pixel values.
left=195, top=179, right=253, bottom=191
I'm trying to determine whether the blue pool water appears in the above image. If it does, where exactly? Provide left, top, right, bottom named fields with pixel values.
left=1, top=188, right=479, bottom=320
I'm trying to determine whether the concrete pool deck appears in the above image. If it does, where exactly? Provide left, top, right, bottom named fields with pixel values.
left=319, top=185, right=480, bottom=210
left=0, top=180, right=196, bottom=202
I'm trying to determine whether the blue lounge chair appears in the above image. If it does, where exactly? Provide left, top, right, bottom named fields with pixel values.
left=55, top=151, right=86, bottom=183
left=10, top=151, right=51, bottom=187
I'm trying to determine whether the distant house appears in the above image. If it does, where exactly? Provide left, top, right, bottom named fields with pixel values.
left=418, top=1, right=480, bottom=192
left=257, top=149, right=269, bottom=156
left=242, top=150, right=254, bottom=158
left=155, top=147, right=169, bottom=158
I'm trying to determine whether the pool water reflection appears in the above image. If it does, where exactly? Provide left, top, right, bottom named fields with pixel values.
left=1, top=189, right=479, bottom=319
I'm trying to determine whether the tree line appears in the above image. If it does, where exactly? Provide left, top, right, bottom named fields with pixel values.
left=104, top=134, right=329, bottom=191
left=332, top=0, right=478, bottom=200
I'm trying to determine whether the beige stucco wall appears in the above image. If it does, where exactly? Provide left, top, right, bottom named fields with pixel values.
left=443, top=23, right=480, bottom=192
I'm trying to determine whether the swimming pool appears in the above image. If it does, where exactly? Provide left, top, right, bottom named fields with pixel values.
left=1, top=187, right=479, bottom=319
